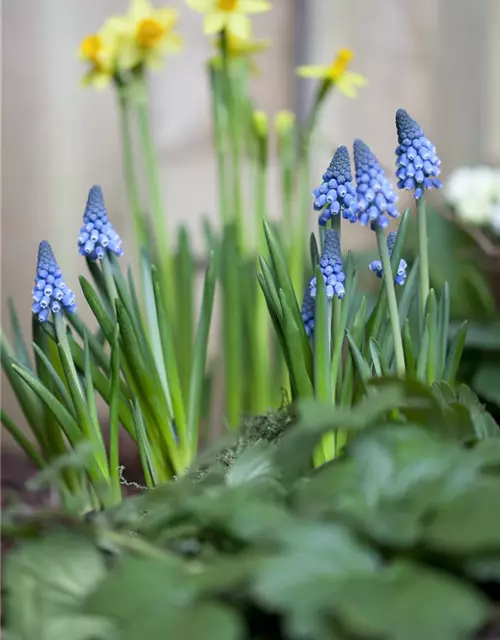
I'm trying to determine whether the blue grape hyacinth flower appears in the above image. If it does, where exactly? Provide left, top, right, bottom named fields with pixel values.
left=353, top=139, right=399, bottom=229
left=309, top=229, right=346, bottom=300
left=395, top=109, right=442, bottom=200
left=78, top=185, right=124, bottom=260
left=301, top=283, right=315, bottom=337
left=369, top=231, right=407, bottom=285
left=32, top=241, right=76, bottom=322
left=313, top=146, right=357, bottom=225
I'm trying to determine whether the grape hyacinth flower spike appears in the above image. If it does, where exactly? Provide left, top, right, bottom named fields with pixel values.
left=78, top=185, right=124, bottom=260
left=369, top=231, right=407, bottom=285
left=395, top=109, right=442, bottom=200
left=313, top=146, right=357, bottom=225
left=309, top=229, right=346, bottom=300
left=301, top=283, right=315, bottom=337
left=353, top=139, right=399, bottom=229
left=32, top=241, right=76, bottom=322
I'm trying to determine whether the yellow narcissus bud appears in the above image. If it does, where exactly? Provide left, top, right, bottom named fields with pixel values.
left=274, top=110, right=295, bottom=137
left=252, top=110, right=269, bottom=138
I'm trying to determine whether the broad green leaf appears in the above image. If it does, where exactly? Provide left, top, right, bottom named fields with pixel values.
left=425, top=477, right=500, bottom=553
left=85, top=555, right=242, bottom=640
left=253, top=522, right=378, bottom=640
left=4, top=533, right=107, bottom=640
left=335, top=560, right=488, bottom=640
left=472, top=359, right=500, bottom=409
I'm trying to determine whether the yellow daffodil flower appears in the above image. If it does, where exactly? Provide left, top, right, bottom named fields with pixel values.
left=107, top=0, right=183, bottom=71
left=297, top=48, right=368, bottom=98
left=79, top=24, right=121, bottom=89
left=186, top=0, right=272, bottom=40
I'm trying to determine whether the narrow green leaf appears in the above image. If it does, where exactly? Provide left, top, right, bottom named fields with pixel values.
left=444, top=321, right=468, bottom=386
left=67, top=336, right=135, bottom=436
left=1, top=409, right=45, bottom=468
left=108, top=327, right=122, bottom=503
left=369, top=338, right=383, bottom=377
left=66, top=313, right=110, bottom=374
left=279, top=289, right=314, bottom=398
left=437, top=282, right=450, bottom=378
left=1, top=330, right=42, bottom=444
left=402, top=319, right=417, bottom=377
left=259, top=256, right=282, bottom=321
left=83, top=332, right=105, bottom=453
left=397, top=258, right=420, bottom=327
left=85, top=256, right=111, bottom=307
left=176, top=226, right=195, bottom=401
left=346, top=331, right=371, bottom=391
left=367, top=209, right=410, bottom=342
left=416, top=314, right=431, bottom=382
left=313, top=266, right=331, bottom=403
left=31, top=343, right=74, bottom=413
left=132, top=400, right=157, bottom=489
left=116, top=300, right=180, bottom=471
left=57, top=343, right=108, bottom=479
left=8, top=299, right=32, bottom=370
left=152, top=265, right=189, bottom=459
left=80, top=276, right=115, bottom=342
left=140, top=257, right=171, bottom=405
left=11, top=363, right=84, bottom=449
left=263, top=218, right=313, bottom=379
left=426, top=289, right=437, bottom=384
left=341, top=297, right=369, bottom=408
left=188, top=251, right=218, bottom=449
left=309, top=233, right=320, bottom=271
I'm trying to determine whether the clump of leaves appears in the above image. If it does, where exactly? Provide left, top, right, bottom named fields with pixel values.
left=3, top=379, right=500, bottom=640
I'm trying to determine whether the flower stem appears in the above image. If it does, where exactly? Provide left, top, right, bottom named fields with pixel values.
left=209, top=64, right=230, bottom=224
left=251, top=156, right=270, bottom=413
left=417, top=194, right=430, bottom=323
left=220, top=30, right=243, bottom=248
left=135, top=90, right=176, bottom=321
left=117, top=87, right=147, bottom=253
left=375, top=227, right=406, bottom=377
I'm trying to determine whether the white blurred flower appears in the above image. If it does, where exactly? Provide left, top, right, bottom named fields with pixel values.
left=445, top=166, right=500, bottom=227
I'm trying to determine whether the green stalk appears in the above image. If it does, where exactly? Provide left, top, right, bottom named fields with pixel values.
left=417, top=195, right=430, bottom=323
left=220, top=30, right=243, bottom=248
left=209, top=63, right=230, bottom=224
left=117, top=85, right=147, bottom=252
left=375, top=227, right=406, bottom=377
left=135, top=83, right=176, bottom=321
left=221, top=225, right=243, bottom=428
left=251, top=121, right=270, bottom=414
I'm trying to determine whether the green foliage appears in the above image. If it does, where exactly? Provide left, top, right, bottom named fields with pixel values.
left=3, top=379, right=500, bottom=640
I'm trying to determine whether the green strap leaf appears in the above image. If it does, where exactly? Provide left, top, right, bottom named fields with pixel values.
left=188, top=251, right=218, bottom=449
left=1, top=409, right=45, bottom=468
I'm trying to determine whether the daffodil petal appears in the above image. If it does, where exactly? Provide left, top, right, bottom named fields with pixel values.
left=129, top=0, right=154, bottom=21
left=296, top=64, right=330, bottom=79
left=186, top=0, right=217, bottom=13
left=225, top=13, right=251, bottom=39
left=204, top=11, right=227, bottom=34
left=346, top=72, right=368, bottom=86
left=239, top=0, right=272, bottom=13
left=157, top=7, right=179, bottom=29
left=163, top=33, right=184, bottom=53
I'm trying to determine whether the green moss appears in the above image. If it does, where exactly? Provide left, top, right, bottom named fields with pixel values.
left=188, top=405, right=295, bottom=481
